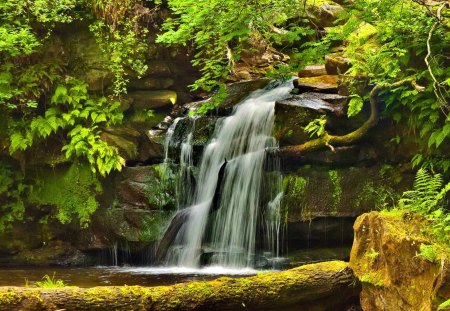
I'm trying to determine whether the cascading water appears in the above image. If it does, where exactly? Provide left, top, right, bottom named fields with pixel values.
left=164, top=80, right=293, bottom=269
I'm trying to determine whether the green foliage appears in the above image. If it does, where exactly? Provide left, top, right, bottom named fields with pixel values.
left=0, top=163, right=28, bottom=232
left=10, top=79, right=124, bottom=175
left=417, top=243, right=438, bottom=263
left=304, top=116, right=327, bottom=138
left=157, top=0, right=303, bottom=98
left=438, top=299, right=450, bottom=310
left=266, top=64, right=292, bottom=83
left=29, top=163, right=102, bottom=227
left=347, top=95, right=364, bottom=118
left=399, top=169, right=450, bottom=246
left=139, top=212, right=173, bottom=242
left=35, top=273, right=66, bottom=288
left=328, top=170, right=342, bottom=207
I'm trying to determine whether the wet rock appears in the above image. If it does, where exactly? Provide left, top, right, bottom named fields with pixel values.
left=281, top=164, right=413, bottom=221
left=145, top=60, right=173, bottom=78
left=350, top=211, right=450, bottom=310
left=325, top=53, right=351, bottom=75
left=298, top=64, right=328, bottom=78
left=126, top=90, right=177, bottom=110
left=293, top=75, right=339, bottom=93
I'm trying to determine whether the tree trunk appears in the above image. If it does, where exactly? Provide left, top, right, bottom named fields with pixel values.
left=0, top=261, right=359, bottom=311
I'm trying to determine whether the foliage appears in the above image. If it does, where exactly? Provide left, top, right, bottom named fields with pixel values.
left=157, top=0, right=304, bottom=112
left=10, top=78, right=124, bottom=176
left=35, top=273, right=66, bottom=288
left=417, top=243, right=438, bottom=263
left=29, top=163, right=102, bottom=227
left=139, top=212, right=173, bottom=242
left=438, top=299, right=450, bottom=310
left=0, top=163, right=28, bottom=232
left=266, top=64, right=292, bottom=83
left=304, top=116, right=327, bottom=138
left=398, top=169, right=450, bottom=246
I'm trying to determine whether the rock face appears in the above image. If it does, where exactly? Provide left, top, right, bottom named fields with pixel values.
left=350, top=211, right=450, bottom=310
left=293, top=75, right=339, bottom=93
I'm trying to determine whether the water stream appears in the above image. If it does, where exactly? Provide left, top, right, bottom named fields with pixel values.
left=163, top=81, right=293, bottom=269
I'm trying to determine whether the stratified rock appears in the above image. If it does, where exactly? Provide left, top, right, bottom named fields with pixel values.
left=293, top=75, right=339, bottom=93
left=0, top=261, right=360, bottom=311
left=274, top=91, right=349, bottom=146
left=325, top=53, right=351, bottom=75
left=281, top=164, right=413, bottom=222
left=298, top=64, right=328, bottom=78
left=350, top=211, right=450, bottom=311
left=126, top=90, right=177, bottom=110
left=100, top=132, right=138, bottom=161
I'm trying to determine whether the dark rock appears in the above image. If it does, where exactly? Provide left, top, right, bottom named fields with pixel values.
left=100, top=132, right=138, bottom=161
left=293, top=75, right=339, bottom=93
left=281, top=164, right=414, bottom=222
left=298, top=65, right=328, bottom=78
left=274, top=92, right=351, bottom=147
left=128, top=77, right=175, bottom=90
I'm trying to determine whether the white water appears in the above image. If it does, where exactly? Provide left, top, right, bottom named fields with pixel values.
left=171, top=80, right=293, bottom=268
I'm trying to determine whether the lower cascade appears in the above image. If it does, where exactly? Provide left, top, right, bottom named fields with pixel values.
left=163, top=81, right=294, bottom=269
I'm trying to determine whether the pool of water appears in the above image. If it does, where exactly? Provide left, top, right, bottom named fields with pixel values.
left=0, top=266, right=258, bottom=288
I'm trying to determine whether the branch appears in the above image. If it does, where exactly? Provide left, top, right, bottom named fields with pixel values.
left=274, top=78, right=415, bottom=158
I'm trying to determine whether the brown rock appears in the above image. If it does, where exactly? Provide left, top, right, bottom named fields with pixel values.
left=293, top=75, right=339, bottom=93
left=298, top=65, right=328, bottom=78
left=128, top=77, right=174, bottom=90
left=350, top=211, right=450, bottom=310
left=126, top=90, right=177, bottom=110
left=325, top=53, right=351, bottom=75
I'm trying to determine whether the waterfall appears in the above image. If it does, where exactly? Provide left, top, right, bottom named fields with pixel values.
left=165, top=80, right=293, bottom=268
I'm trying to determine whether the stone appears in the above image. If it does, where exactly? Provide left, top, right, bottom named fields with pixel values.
left=126, top=90, right=177, bottom=110
left=325, top=53, right=351, bottom=75
left=293, top=75, right=339, bottom=93
left=274, top=91, right=350, bottom=147
left=100, top=132, right=138, bottom=161
left=281, top=165, right=413, bottom=221
left=145, top=60, right=173, bottom=78
left=298, top=64, right=328, bottom=78
left=128, top=77, right=174, bottom=90
left=350, top=211, right=450, bottom=310
left=116, top=164, right=177, bottom=210
left=307, top=2, right=346, bottom=28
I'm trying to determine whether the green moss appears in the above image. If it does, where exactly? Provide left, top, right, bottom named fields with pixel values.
left=139, top=212, right=173, bottom=242
left=328, top=170, right=342, bottom=208
left=0, top=290, right=23, bottom=305
left=29, top=163, right=102, bottom=227
left=360, top=271, right=385, bottom=287
left=147, top=163, right=177, bottom=210
left=282, top=175, right=308, bottom=217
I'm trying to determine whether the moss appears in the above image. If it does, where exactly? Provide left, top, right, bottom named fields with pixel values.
left=328, top=170, right=342, bottom=208
left=282, top=175, right=308, bottom=217
left=139, top=212, right=174, bottom=242
left=0, top=290, right=23, bottom=305
left=147, top=163, right=177, bottom=209
left=29, top=163, right=102, bottom=227
left=360, top=271, right=385, bottom=287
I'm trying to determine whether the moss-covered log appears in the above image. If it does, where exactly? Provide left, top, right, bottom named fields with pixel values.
left=274, top=79, right=415, bottom=158
left=0, top=261, right=359, bottom=311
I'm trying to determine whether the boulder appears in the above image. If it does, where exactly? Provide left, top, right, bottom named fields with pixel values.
left=274, top=92, right=350, bottom=147
left=100, top=132, right=138, bottom=161
left=293, top=75, right=339, bottom=93
left=298, top=64, right=328, bottom=78
left=350, top=211, right=450, bottom=310
left=126, top=90, right=177, bottom=110
left=307, top=2, right=346, bottom=28
left=325, top=53, right=351, bottom=75
left=128, top=77, right=174, bottom=90
left=116, top=164, right=177, bottom=210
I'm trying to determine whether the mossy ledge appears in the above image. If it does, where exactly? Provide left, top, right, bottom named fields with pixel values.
left=0, top=261, right=359, bottom=311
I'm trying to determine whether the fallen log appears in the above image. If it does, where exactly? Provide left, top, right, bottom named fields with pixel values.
left=0, top=261, right=359, bottom=311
